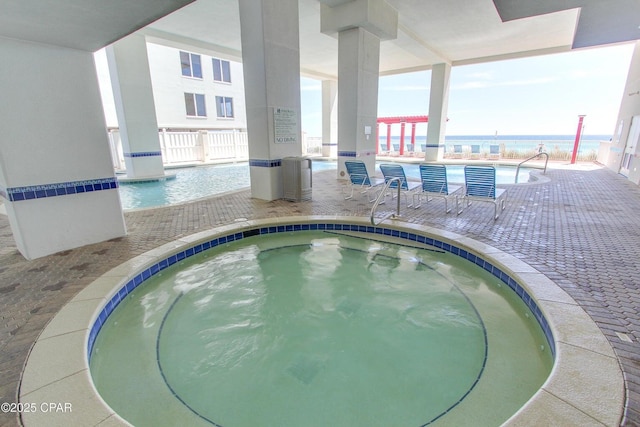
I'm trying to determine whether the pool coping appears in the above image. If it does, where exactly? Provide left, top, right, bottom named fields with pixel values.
left=18, top=216, right=624, bottom=426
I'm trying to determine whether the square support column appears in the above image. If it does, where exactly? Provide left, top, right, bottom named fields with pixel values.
left=239, top=0, right=303, bottom=201
left=337, top=27, right=380, bottom=179
left=321, top=0, right=397, bottom=180
left=425, top=63, right=451, bottom=161
left=106, top=33, right=165, bottom=179
left=322, top=80, right=338, bottom=158
left=0, top=38, right=126, bottom=259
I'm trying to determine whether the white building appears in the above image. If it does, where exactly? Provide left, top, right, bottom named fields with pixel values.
left=96, top=43, right=247, bottom=132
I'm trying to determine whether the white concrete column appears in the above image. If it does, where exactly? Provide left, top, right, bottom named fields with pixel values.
left=0, top=37, right=126, bottom=259
left=322, top=80, right=338, bottom=158
left=336, top=27, right=380, bottom=177
left=425, top=63, right=451, bottom=161
left=239, top=0, right=303, bottom=201
left=106, top=33, right=165, bottom=179
left=321, top=0, right=397, bottom=179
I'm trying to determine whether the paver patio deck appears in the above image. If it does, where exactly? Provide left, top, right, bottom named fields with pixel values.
left=1, top=162, right=639, bottom=426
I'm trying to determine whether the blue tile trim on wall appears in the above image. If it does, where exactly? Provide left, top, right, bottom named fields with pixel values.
left=87, top=222, right=555, bottom=361
left=249, top=159, right=282, bottom=168
left=4, top=177, right=118, bottom=202
left=337, top=151, right=357, bottom=157
left=123, top=151, right=162, bottom=158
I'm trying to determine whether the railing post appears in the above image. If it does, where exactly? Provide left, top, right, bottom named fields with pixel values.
left=233, top=131, right=240, bottom=160
left=197, top=130, right=208, bottom=163
left=159, top=128, right=167, bottom=165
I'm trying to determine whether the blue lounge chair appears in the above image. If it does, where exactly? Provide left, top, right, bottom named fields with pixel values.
left=470, top=144, right=481, bottom=159
left=489, top=144, right=500, bottom=159
left=460, top=165, right=507, bottom=220
left=413, top=164, right=462, bottom=213
left=379, top=163, right=421, bottom=207
left=343, top=160, right=385, bottom=201
left=453, top=144, right=463, bottom=158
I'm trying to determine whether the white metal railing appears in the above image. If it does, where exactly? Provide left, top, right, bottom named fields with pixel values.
left=205, top=131, right=249, bottom=161
left=160, top=131, right=200, bottom=163
left=515, top=152, right=549, bottom=183
left=107, top=130, right=125, bottom=170
left=108, top=129, right=250, bottom=166
left=304, top=135, right=323, bottom=155
left=370, top=177, right=402, bottom=226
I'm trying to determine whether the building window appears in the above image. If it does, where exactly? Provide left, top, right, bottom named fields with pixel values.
left=212, top=58, right=231, bottom=83
left=185, top=93, right=206, bottom=117
left=180, top=51, right=202, bottom=78
left=215, top=96, right=234, bottom=118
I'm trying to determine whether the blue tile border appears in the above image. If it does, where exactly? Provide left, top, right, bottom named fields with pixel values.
left=3, top=177, right=118, bottom=202
left=337, top=151, right=357, bottom=157
left=123, top=151, right=162, bottom=158
left=249, top=159, right=282, bottom=168
left=87, top=222, right=555, bottom=362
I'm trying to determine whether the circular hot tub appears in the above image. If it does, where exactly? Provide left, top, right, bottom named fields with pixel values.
left=18, top=217, right=624, bottom=426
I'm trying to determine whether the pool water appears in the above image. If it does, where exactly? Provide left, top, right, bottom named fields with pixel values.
left=90, top=231, right=551, bottom=427
left=117, top=161, right=531, bottom=210
left=118, top=163, right=252, bottom=210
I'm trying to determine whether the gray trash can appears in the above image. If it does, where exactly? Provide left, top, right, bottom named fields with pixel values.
left=282, top=157, right=312, bottom=201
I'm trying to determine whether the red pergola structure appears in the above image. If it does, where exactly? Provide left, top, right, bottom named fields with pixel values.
left=376, top=115, right=428, bottom=156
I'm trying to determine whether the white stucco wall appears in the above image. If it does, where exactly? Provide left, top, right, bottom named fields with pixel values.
left=602, top=41, right=640, bottom=182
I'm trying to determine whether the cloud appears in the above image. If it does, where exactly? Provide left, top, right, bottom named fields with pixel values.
left=379, top=84, right=429, bottom=92
left=468, top=71, right=493, bottom=80
left=453, top=76, right=557, bottom=90
left=300, top=83, right=321, bottom=92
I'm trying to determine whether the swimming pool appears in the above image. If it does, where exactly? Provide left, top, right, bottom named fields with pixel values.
left=89, top=227, right=552, bottom=426
left=117, top=161, right=532, bottom=210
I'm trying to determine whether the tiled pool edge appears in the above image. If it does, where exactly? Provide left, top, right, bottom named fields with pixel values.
left=18, top=216, right=624, bottom=427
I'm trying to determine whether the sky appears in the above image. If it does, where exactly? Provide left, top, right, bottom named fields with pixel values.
left=300, top=43, right=635, bottom=137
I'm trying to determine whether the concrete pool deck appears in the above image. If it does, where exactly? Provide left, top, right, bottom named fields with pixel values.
left=1, top=161, right=639, bottom=426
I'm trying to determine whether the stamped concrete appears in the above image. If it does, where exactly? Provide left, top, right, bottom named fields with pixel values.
left=1, top=161, right=639, bottom=426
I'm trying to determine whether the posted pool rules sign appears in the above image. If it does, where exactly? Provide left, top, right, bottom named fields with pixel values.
left=274, top=108, right=298, bottom=144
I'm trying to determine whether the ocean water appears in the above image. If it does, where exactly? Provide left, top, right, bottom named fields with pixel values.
left=378, top=134, right=609, bottom=154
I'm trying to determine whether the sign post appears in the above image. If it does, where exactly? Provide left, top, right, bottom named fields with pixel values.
left=571, top=115, right=586, bottom=164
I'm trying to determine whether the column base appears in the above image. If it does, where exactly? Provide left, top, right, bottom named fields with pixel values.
left=424, top=144, right=445, bottom=162
left=249, top=160, right=283, bottom=201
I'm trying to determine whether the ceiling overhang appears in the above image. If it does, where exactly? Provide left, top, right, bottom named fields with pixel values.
left=492, top=0, right=640, bottom=49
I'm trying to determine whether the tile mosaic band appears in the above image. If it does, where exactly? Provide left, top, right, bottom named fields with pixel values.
left=249, top=159, right=282, bottom=168
left=4, top=177, right=118, bottom=202
left=123, top=151, right=163, bottom=158
left=337, top=151, right=357, bottom=157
